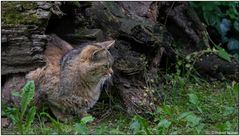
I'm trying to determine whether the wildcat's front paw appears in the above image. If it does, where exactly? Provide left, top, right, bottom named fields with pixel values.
left=50, top=106, right=73, bottom=122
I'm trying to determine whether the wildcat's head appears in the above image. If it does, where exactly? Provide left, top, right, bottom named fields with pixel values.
left=77, top=40, right=115, bottom=81
left=60, top=40, right=115, bottom=84
left=59, top=40, right=115, bottom=96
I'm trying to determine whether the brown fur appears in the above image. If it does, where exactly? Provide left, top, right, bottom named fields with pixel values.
left=26, top=34, right=114, bottom=122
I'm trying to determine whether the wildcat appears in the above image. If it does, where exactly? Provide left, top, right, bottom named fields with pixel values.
left=26, top=34, right=114, bottom=122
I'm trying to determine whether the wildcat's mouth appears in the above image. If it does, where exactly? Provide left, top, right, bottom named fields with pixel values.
left=108, top=68, right=114, bottom=76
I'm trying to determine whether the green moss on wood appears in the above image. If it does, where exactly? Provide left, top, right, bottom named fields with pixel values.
left=2, top=11, right=39, bottom=25
left=21, top=1, right=38, bottom=10
left=2, top=2, right=40, bottom=25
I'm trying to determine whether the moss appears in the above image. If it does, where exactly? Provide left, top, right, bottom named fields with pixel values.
left=21, top=1, right=38, bottom=10
left=2, top=11, right=40, bottom=25
left=2, top=1, right=40, bottom=25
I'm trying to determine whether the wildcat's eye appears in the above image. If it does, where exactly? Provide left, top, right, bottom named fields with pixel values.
left=103, top=64, right=109, bottom=69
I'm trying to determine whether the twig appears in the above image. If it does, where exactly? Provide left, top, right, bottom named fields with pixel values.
left=208, top=34, right=216, bottom=46
left=95, top=109, right=112, bottom=123
left=164, top=2, right=175, bottom=26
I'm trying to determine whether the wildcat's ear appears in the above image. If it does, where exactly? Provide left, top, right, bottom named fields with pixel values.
left=95, top=40, right=115, bottom=49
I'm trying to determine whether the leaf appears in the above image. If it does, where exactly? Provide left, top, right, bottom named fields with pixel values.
left=195, top=124, right=205, bottom=134
left=4, top=107, right=19, bottom=125
left=11, top=90, right=21, bottom=97
left=162, top=105, right=173, bottom=115
left=233, top=82, right=239, bottom=93
left=138, top=116, right=150, bottom=134
left=188, top=93, right=199, bottom=105
left=217, top=123, right=226, bottom=132
left=225, top=121, right=232, bottom=131
left=203, top=12, right=219, bottom=26
left=156, top=106, right=162, bottom=114
left=218, top=121, right=234, bottom=132
left=133, top=115, right=150, bottom=134
left=157, top=119, right=171, bottom=129
left=215, top=46, right=232, bottom=62
left=185, top=64, right=191, bottom=68
left=223, top=106, right=235, bottom=116
left=81, top=115, right=94, bottom=124
left=185, top=114, right=201, bottom=127
left=185, top=55, right=191, bottom=61
left=24, top=106, right=36, bottom=133
left=197, top=106, right=203, bottom=113
left=130, top=120, right=141, bottom=134
left=75, top=123, right=87, bottom=135
left=75, top=115, right=94, bottom=134
left=226, top=8, right=238, bottom=20
left=40, top=112, right=62, bottom=134
left=177, top=111, right=193, bottom=120
left=21, top=80, right=35, bottom=118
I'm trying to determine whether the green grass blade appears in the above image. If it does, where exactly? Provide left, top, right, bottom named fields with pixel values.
left=135, top=115, right=150, bottom=134
left=40, top=112, right=62, bottom=134
left=81, top=115, right=94, bottom=124
left=20, top=80, right=35, bottom=118
left=25, top=106, right=36, bottom=133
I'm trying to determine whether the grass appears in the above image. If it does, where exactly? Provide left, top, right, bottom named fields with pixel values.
left=1, top=73, right=239, bottom=135
left=155, top=74, right=238, bottom=134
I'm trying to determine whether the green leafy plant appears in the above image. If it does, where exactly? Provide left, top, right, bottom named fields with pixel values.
left=74, top=115, right=95, bottom=134
left=188, top=93, right=203, bottom=113
left=2, top=105, right=19, bottom=125
left=36, top=113, right=52, bottom=135
left=157, top=119, right=171, bottom=134
left=217, top=121, right=233, bottom=133
left=177, top=111, right=204, bottom=134
left=130, top=115, right=150, bottom=134
left=2, top=74, right=238, bottom=135
left=223, top=106, right=235, bottom=116
left=215, top=45, right=232, bottom=62
left=7, top=80, right=36, bottom=134
left=40, top=112, right=63, bottom=134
